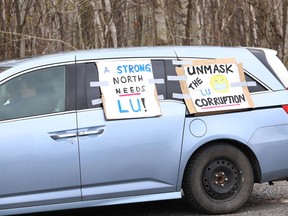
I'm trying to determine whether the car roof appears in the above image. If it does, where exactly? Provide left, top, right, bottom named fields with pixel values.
left=0, top=46, right=285, bottom=90
left=0, top=46, right=249, bottom=69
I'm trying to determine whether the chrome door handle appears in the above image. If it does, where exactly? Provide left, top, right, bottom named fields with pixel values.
left=78, top=129, right=104, bottom=136
left=50, top=132, right=77, bottom=140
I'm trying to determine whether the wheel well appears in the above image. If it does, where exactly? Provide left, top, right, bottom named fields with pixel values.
left=184, top=139, right=261, bottom=184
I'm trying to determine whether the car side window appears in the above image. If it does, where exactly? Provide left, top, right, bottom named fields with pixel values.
left=245, top=73, right=267, bottom=93
left=85, top=62, right=101, bottom=109
left=84, top=60, right=170, bottom=110
left=0, top=66, right=66, bottom=121
left=150, top=60, right=167, bottom=99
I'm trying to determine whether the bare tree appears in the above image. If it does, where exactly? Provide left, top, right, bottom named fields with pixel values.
left=283, top=0, right=288, bottom=65
left=103, top=0, right=118, bottom=47
left=0, top=0, right=287, bottom=67
left=90, top=1, right=105, bottom=48
left=154, top=0, right=168, bottom=45
left=14, top=0, right=33, bottom=57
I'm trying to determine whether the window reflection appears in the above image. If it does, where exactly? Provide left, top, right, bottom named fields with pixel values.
left=0, top=66, right=66, bottom=121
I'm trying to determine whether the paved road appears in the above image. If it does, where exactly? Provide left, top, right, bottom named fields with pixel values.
left=26, top=181, right=288, bottom=216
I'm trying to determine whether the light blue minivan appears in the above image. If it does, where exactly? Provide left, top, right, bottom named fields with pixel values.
left=0, top=46, right=288, bottom=215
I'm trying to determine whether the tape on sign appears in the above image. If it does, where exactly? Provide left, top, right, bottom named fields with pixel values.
left=90, top=81, right=109, bottom=87
left=148, top=79, right=165, bottom=84
left=158, top=95, right=164, bottom=100
left=172, top=93, right=191, bottom=99
left=167, top=76, right=187, bottom=81
left=172, top=60, right=193, bottom=65
left=230, top=81, right=257, bottom=87
left=91, top=99, right=102, bottom=105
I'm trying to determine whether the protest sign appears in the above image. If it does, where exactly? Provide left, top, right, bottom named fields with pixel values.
left=97, top=59, right=161, bottom=119
left=176, top=58, right=254, bottom=114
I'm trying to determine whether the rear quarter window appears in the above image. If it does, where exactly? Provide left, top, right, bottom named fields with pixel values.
left=245, top=73, right=268, bottom=93
left=248, top=48, right=288, bottom=89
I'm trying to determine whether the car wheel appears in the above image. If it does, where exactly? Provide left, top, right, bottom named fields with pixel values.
left=183, top=143, right=254, bottom=214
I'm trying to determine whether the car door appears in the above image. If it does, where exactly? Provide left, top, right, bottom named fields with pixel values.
left=0, top=64, right=81, bottom=210
left=76, top=60, right=186, bottom=201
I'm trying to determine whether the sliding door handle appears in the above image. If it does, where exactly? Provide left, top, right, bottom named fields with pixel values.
left=78, top=129, right=104, bottom=136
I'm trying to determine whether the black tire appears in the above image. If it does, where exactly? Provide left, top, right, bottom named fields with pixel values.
left=183, top=143, right=254, bottom=214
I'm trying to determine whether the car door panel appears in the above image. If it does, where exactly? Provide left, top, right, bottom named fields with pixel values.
left=0, top=113, right=81, bottom=209
left=77, top=101, right=186, bottom=200
left=0, top=64, right=80, bottom=210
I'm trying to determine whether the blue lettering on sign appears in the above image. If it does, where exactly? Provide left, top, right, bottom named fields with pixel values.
left=104, top=67, right=110, bottom=73
left=130, top=98, right=141, bottom=112
left=117, top=64, right=152, bottom=74
left=117, top=99, right=142, bottom=113
left=200, top=89, right=211, bottom=96
left=117, top=100, right=128, bottom=113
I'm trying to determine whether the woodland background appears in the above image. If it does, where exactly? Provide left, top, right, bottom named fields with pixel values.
left=0, top=0, right=288, bottom=66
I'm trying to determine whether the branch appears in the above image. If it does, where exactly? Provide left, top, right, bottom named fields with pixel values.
left=0, top=30, right=78, bottom=51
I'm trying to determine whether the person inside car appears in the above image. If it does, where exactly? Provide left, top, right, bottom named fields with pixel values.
left=3, top=80, right=21, bottom=106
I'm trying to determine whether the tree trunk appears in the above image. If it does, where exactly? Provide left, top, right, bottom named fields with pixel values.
left=0, top=0, right=7, bottom=59
left=90, top=1, right=105, bottom=48
left=183, top=0, right=192, bottom=45
left=283, top=0, right=288, bottom=65
left=14, top=0, right=32, bottom=57
left=154, top=0, right=168, bottom=45
left=249, top=3, right=258, bottom=46
left=103, top=0, right=118, bottom=48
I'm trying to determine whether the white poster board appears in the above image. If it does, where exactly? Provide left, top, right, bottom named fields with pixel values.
left=176, top=58, right=254, bottom=114
left=97, top=59, right=161, bottom=119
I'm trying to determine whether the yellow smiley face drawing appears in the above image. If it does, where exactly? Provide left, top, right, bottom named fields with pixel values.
left=210, top=75, right=229, bottom=93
